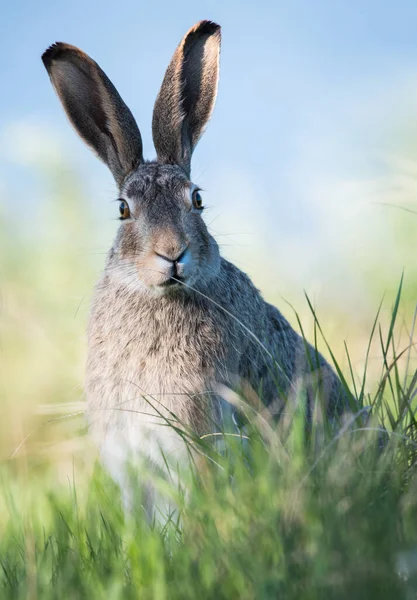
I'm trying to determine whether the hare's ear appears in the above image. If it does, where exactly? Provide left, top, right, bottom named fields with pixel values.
left=42, top=43, right=143, bottom=185
left=152, top=20, right=221, bottom=176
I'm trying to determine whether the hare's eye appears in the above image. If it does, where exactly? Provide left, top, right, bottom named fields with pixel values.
left=118, top=200, right=130, bottom=220
left=192, top=189, right=204, bottom=210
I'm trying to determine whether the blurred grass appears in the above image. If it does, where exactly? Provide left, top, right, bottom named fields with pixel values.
left=1, top=155, right=417, bottom=597
left=0, top=162, right=94, bottom=464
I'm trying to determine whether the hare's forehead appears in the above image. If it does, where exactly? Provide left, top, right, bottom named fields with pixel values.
left=122, top=163, right=190, bottom=201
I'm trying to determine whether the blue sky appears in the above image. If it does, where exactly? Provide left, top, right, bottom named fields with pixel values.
left=2, top=0, right=417, bottom=308
left=3, top=0, right=417, bottom=166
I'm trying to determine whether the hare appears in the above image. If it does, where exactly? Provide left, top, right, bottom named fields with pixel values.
left=42, top=20, right=352, bottom=519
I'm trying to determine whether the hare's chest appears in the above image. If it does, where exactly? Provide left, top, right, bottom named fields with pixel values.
left=87, top=294, right=234, bottom=402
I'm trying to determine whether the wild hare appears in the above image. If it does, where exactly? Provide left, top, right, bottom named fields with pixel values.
left=42, top=20, right=354, bottom=520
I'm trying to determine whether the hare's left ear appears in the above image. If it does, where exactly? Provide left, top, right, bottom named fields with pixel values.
left=152, top=20, right=221, bottom=176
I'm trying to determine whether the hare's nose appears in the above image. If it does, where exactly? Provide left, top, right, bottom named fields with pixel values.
left=155, top=245, right=189, bottom=265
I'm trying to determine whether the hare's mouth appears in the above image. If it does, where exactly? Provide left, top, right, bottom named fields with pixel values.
left=160, top=276, right=185, bottom=289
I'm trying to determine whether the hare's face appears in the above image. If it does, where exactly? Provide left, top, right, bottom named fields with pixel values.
left=108, top=163, right=220, bottom=293
left=43, top=21, right=222, bottom=294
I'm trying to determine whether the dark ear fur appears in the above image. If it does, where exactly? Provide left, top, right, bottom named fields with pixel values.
left=152, top=20, right=221, bottom=176
left=42, top=43, right=143, bottom=185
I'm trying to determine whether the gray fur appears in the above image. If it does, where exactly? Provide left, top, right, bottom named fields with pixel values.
left=42, top=21, right=352, bottom=519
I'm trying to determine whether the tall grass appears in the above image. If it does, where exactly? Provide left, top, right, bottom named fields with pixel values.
left=1, top=300, right=417, bottom=599
left=1, top=159, right=417, bottom=598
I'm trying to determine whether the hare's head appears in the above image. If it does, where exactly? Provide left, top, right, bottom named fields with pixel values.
left=42, top=21, right=221, bottom=293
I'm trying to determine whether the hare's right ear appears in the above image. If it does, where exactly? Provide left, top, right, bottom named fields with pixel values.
left=42, top=43, right=143, bottom=186
left=152, top=21, right=221, bottom=176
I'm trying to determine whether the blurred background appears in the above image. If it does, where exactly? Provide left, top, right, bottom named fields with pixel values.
left=1, top=0, right=417, bottom=468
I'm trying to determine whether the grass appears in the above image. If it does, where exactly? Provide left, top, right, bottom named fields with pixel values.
left=1, top=282, right=417, bottom=600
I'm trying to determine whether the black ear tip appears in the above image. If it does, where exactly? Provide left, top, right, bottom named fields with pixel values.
left=41, top=42, right=72, bottom=69
left=42, top=42, right=64, bottom=68
left=194, top=20, right=221, bottom=37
